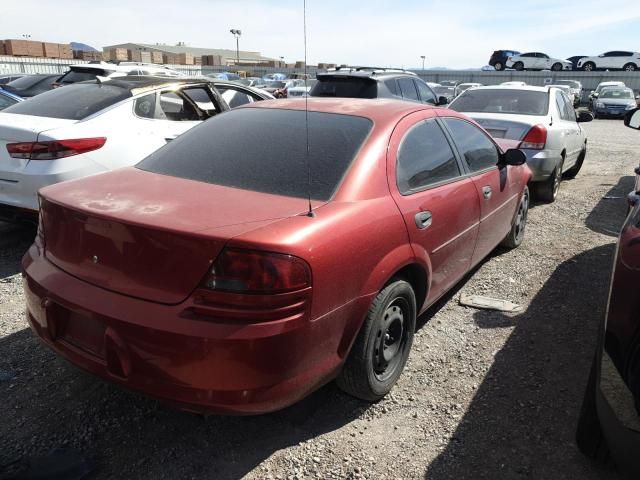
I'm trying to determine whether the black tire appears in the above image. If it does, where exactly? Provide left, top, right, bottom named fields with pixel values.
left=513, top=61, right=524, bottom=71
left=563, top=147, right=586, bottom=179
left=534, top=157, right=564, bottom=203
left=623, top=63, right=637, bottom=72
left=576, top=356, right=611, bottom=463
left=593, top=112, right=600, bottom=119
left=551, top=62, right=563, bottom=71
left=501, top=186, right=529, bottom=249
left=494, top=61, right=504, bottom=71
left=336, top=279, right=416, bottom=402
left=582, top=62, right=595, bottom=71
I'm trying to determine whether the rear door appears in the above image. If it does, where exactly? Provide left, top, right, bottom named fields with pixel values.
left=553, top=91, right=582, bottom=167
left=440, top=116, right=521, bottom=265
left=388, top=112, right=480, bottom=303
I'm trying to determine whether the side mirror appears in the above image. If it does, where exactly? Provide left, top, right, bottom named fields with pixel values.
left=437, top=96, right=448, bottom=106
left=577, top=111, right=594, bottom=123
left=501, top=148, right=527, bottom=166
left=625, top=108, right=640, bottom=130
left=591, top=92, right=599, bottom=98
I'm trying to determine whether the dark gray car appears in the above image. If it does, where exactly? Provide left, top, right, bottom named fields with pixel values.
left=310, top=67, right=448, bottom=106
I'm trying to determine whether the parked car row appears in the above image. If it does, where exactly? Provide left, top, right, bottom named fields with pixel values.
left=489, top=49, right=640, bottom=72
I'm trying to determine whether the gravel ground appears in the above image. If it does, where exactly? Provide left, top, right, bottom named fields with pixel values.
left=1, top=119, right=638, bottom=480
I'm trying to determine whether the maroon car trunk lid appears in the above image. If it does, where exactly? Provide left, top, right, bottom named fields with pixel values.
left=39, top=168, right=310, bottom=304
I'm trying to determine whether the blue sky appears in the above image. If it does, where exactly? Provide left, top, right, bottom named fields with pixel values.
left=3, top=0, right=640, bottom=68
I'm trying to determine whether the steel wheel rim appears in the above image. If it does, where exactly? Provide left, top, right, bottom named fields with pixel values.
left=373, top=298, right=409, bottom=382
left=514, top=190, right=529, bottom=241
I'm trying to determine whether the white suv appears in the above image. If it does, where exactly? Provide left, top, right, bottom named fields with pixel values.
left=505, top=52, right=571, bottom=71
left=578, top=51, right=640, bottom=71
left=54, top=62, right=183, bottom=87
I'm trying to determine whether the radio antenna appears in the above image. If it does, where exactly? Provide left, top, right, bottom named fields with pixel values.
left=303, top=0, right=314, bottom=217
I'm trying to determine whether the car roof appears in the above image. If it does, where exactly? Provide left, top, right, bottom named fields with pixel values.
left=243, top=97, right=438, bottom=124
left=598, top=81, right=625, bottom=86
left=470, top=85, right=548, bottom=93
left=318, top=68, right=417, bottom=80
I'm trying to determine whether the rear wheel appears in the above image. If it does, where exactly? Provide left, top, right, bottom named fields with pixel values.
left=563, top=147, right=586, bottom=179
left=514, top=61, right=524, bottom=71
left=494, top=61, right=504, bottom=71
left=551, top=62, right=563, bottom=71
left=501, top=186, right=529, bottom=249
left=623, top=63, right=637, bottom=72
left=582, top=62, right=595, bottom=71
left=535, top=157, right=564, bottom=203
left=336, top=279, right=416, bottom=401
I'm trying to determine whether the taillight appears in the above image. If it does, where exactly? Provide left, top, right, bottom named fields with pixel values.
left=202, top=248, right=311, bottom=294
left=6, top=137, right=106, bottom=160
left=520, top=125, right=547, bottom=150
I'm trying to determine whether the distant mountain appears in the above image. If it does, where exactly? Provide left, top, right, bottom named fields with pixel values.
left=70, top=42, right=98, bottom=52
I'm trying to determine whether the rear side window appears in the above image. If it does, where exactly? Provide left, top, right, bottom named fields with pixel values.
left=396, top=119, right=460, bottom=193
left=3, top=83, right=131, bottom=120
left=137, top=108, right=373, bottom=201
left=310, top=77, right=377, bottom=98
left=443, top=118, right=500, bottom=172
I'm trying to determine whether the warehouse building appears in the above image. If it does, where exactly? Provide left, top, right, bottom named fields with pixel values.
left=102, top=42, right=282, bottom=66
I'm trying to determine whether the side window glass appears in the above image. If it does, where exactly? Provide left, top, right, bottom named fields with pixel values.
left=415, top=81, right=436, bottom=105
left=443, top=118, right=500, bottom=173
left=159, top=91, right=199, bottom=121
left=554, top=93, right=566, bottom=120
left=385, top=79, right=399, bottom=96
left=398, top=78, right=419, bottom=102
left=133, top=93, right=157, bottom=119
left=217, top=86, right=256, bottom=108
left=562, top=93, right=576, bottom=121
left=396, top=119, right=461, bottom=193
left=182, top=87, right=218, bottom=115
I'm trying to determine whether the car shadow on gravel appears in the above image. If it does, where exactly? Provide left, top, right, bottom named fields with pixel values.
left=423, top=243, right=620, bottom=480
left=0, top=222, right=35, bottom=278
left=0, top=331, right=371, bottom=479
left=585, top=176, right=634, bottom=237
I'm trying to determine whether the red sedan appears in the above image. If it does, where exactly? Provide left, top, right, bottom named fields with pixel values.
left=22, top=98, right=531, bottom=414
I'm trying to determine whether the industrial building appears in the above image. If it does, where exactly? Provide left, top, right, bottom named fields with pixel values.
left=102, top=42, right=282, bottom=66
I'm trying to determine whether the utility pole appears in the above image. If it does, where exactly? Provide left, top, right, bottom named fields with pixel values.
left=230, top=29, right=242, bottom=66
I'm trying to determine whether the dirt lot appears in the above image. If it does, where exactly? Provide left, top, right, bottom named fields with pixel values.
left=1, top=119, right=638, bottom=480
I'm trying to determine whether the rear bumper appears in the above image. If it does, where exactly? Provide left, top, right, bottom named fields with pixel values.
left=521, top=149, right=562, bottom=182
left=22, top=244, right=361, bottom=414
left=0, top=160, right=105, bottom=211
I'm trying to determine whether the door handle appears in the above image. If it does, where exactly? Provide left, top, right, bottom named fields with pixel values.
left=165, top=136, right=179, bottom=143
left=482, top=186, right=492, bottom=199
left=415, top=211, right=432, bottom=230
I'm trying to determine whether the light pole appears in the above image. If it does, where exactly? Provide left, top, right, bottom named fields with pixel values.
left=230, top=29, right=241, bottom=66
left=420, top=55, right=426, bottom=71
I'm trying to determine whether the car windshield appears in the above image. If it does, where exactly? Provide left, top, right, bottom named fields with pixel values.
left=137, top=108, right=373, bottom=201
left=600, top=89, right=634, bottom=99
left=267, top=81, right=286, bottom=88
left=433, top=86, right=454, bottom=95
left=450, top=89, right=549, bottom=116
left=556, top=80, right=579, bottom=89
left=596, top=83, right=623, bottom=94
left=310, top=77, right=377, bottom=98
left=2, top=83, right=131, bottom=120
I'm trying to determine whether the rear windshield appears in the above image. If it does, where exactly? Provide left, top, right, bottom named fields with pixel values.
left=450, top=89, right=549, bottom=116
left=310, top=77, right=377, bottom=98
left=2, top=83, right=131, bottom=120
left=5, top=75, right=51, bottom=89
left=137, top=108, right=373, bottom=201
left=58, top=68, right=111, bottom=84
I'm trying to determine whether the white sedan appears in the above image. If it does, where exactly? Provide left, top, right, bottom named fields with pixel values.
left=449, top=85, right=592, bottom=202
left=0, top=77, right=269, bottom=221
left=505, top=52, right=572, bottom=71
